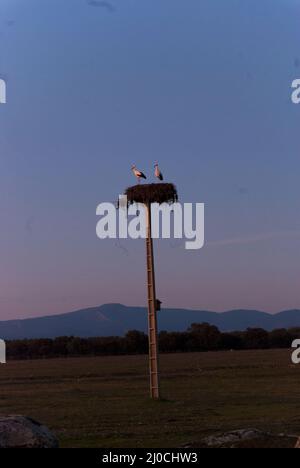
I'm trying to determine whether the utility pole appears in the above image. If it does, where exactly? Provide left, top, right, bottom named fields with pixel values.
left=145, top=202, right=160, bottom=399
left=124, top=182, right=178, bottom=400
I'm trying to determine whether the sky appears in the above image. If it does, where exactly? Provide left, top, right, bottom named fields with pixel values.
left=0, top=0, right=300, bottom=319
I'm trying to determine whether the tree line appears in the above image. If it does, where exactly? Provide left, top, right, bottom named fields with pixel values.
left=5, top=323, right=300, bottom=360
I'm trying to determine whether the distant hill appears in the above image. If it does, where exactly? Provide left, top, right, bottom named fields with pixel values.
left=1, top=304, right=300, bottom=339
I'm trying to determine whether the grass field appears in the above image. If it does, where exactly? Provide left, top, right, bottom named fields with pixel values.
left=0, top=349, right=300, bottom=447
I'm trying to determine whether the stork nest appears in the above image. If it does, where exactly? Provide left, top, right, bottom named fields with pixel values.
left=124, top=183, right=178, bottom=205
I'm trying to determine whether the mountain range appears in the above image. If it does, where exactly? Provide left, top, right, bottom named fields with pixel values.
left=1, top=304, right=300, bottom=339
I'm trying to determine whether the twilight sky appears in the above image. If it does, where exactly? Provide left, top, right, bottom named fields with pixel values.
left=0, top=0, right=300, bottom=319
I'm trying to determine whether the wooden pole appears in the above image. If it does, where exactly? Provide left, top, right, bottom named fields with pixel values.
left=145, top=202, right=160, bottom=400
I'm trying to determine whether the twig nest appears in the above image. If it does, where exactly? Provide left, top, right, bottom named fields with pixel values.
left=125, top=183, right=178, bottom=205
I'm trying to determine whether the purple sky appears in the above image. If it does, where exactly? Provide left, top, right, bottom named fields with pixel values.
left=0, top=0, right=300, bottom=319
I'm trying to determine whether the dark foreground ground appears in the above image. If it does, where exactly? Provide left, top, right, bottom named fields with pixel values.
left=0, top=349, right=299, bottom=447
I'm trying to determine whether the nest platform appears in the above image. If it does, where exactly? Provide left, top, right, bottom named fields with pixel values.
left=124, top=183, right=178, bottom=205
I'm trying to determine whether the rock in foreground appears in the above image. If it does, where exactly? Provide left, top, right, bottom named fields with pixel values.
left=182, top=429, right=299, bottom=449
left=0, top=415, right=58, bottom=448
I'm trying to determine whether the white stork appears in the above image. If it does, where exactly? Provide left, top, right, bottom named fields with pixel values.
left=154, top=163, right=163, bottom=181
left=131, top=165, right=147, bottom=183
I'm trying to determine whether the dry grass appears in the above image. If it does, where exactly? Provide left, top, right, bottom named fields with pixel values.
left=124, top=183, right=178, bottom=205
left=0, top=350, right=299, bottom=448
